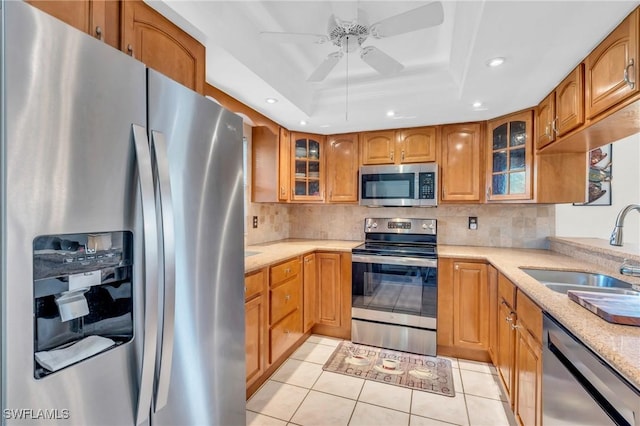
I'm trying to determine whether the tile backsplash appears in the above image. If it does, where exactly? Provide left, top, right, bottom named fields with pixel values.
left=247, top=203, right=555, bottom=249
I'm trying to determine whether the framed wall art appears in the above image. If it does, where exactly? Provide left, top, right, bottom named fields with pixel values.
left=573, top=144, right=612, bottom=206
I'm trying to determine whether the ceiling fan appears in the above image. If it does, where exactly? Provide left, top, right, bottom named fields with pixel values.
left=260, top=1, right=445, bottom=82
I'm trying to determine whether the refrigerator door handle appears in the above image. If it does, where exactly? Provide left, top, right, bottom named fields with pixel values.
left=132, top=124, right=160, bottom=426
left=150, top=130, right=176, bottom=412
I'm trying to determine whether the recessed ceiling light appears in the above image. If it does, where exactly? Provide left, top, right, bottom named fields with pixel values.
left=386, top=110, right=395, bottom=117
left=472, top=101, right=483, bottom=108
left=299, top=120, right=307, bottom=126
left=265, top=98, right=278, bottom=104
left=486, top=57, right=505, bottom=68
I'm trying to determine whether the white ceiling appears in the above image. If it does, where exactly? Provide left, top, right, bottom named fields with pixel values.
left=150, top=0, right=639, bottom=134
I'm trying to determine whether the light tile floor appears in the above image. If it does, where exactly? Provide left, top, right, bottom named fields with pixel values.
left=247, top=335, right=517, bottom=426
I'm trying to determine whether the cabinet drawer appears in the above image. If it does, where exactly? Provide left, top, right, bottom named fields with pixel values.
left=270, top=309, right=302, bottom=363
left=270, top=257, right=301, bottom=285
left=270, top=278, right=301, bottom=324
left=245, top=269, right=266, bottom=301
left=516, top=290, right=542, bottom=343
left=498, top=273, right=516, bottom=307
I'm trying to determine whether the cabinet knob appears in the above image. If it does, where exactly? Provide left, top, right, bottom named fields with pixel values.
left=280, top=186, right=285, bottom=196
left=505, top=316, right=513, bottom=323
left=401, top=150, right=405, bottom=161
left=390, top=151, right=394, bottom=161
left=510, top=323, right=520, bottom=330
left=624, top=58, right=635, bottom=89
left=454, top=264, right=459, bottom=270
left=127, top=44, right=134, bottom=56
left=285, top=294, right=291, bottom=301
left=95, top=26, right=103, bottom=40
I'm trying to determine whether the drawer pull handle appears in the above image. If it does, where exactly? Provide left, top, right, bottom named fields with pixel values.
left=511, top=323, right=520, bottom=330
left=624, top=59, right=635, bottom=89
left=505, top=316, right=513, bottom=323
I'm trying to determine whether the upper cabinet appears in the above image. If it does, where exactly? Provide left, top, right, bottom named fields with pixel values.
left=486, top=111, right=533, bottom=201
left=361, top=127, right=436, bottom=165
left=585, top=8, right=639, bottom=119
left=536, top=65, right=585, bottom=150
left=291, top=132, right=326, bottom=202
left=121, top=0, right=205, bottom=94
left=252, top=126, right=292, bottom=203
left=27, top=0, right=120, bottom=49
left=440, top=123, right=483, bottom=203
left=326, top=133, right=359, bottom=203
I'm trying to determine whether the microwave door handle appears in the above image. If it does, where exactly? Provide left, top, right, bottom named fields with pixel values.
left=150, top=131, right=176, bottom=412
left=132, top=124, right=159, bottom=426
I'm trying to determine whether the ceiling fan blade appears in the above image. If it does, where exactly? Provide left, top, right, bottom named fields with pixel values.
left=370, top=1, right=444, bottom=38
left=360, top=46, right=404, bottom=76
left=307, top=52, right=344, bottom=82
left=260, top=31, right=328, bottom=44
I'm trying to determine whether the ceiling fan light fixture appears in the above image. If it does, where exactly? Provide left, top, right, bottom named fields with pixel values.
left=486, top=57, right=505, bottom=68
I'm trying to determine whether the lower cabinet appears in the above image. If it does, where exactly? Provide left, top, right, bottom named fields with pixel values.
left=437, top=258, right=491, bottom=361
left=245, top=250, right=352, bottom=397
left=312, top=252, right=352, bottom=339
left=494, top=272, right=542, bottom=426
left=245, top=268, right=267, bottom=388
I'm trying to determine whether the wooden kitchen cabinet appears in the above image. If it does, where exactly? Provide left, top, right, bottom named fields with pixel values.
left=585, top=8, right=639, bottom=119
left=326, top=133, right=359, bottom=203
left=496, top=274, right=517, bottom=402
left=27, top=0, right=120, bottom=49
left=245, top=268, right=268, bottom=389
left=121, top=0, right=205, bottom=94
left=536, top=65, right=585, bottom=150
left=252, top=126, right=291, bottom=202
left=486, top=111, right=533, bottom=201
left=437, top=258, right=490, bottom=362
left=268, top=257, right=303, bottom=364
left=290, top=132, right=326, bottom=202
left=440, top=123, right=483, bottom=203
left=513, top=291, right=543, bottom=426
left=312, top=252, right=352, bottom=339
left=360, top=127, right=436, bottom=165
left=302, top=253, right=317, bottom=333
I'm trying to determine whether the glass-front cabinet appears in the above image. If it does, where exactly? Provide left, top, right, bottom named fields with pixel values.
left=291, top=132, right=325, bottom=202
left=486, top=110, right=533, bottom=201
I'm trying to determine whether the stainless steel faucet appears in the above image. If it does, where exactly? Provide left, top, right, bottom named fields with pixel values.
left=610, top=204, right=640, bottom=246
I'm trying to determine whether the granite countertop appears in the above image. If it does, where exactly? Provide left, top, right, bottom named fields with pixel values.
left=244, top=239, right=362, bottom=273
left=245, top=239, right=640, bottom=390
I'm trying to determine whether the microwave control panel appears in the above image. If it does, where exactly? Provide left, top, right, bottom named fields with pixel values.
left=418, top=172, right=436, bottom=200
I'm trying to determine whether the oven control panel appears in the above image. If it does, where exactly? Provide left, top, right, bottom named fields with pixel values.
left=364, top=218, right=436, bottom=235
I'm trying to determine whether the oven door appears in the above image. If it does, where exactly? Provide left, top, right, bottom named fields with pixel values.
left=351, top=254, right=437, bottom=329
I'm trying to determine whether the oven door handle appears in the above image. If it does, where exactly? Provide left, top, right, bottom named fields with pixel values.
left=352, top=254, right=437, bottom=268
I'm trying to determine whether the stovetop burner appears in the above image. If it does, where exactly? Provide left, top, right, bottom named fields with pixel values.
left=353, top=218, right=438, bottom=259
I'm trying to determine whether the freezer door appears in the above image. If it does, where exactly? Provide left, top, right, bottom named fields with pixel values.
left=147, top=69, right=245, bottom=426
left=1, top=2, right=147, bottom=425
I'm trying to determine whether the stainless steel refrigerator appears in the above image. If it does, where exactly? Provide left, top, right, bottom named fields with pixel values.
left=0, top=2, right=245, bottom=425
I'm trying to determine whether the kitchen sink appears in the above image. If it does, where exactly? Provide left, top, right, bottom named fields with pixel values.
left=520, top=268, right=640, bottom=295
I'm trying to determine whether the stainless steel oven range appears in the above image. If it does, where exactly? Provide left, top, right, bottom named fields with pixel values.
left=351, top=218, right=437, bottom=355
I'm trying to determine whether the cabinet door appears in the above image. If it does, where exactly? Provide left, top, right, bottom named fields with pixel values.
left=121, top=0, right=205, bottom=94
left=535, top=93, right=555, bottom=150
left=316, top=253, right=341, bottom=327
left=26, top=0, right=119, bottom=48
left=291, top=132, right=325, bottom=202
left=440, top=123, right=482, bottom=202
left=487, top=110, right=533, bottom=201
left=585, top=9, right=639, bottom=119
left=303, top=253, right=317, bottom=333
left=497, top=300, right=516, bottom=400
left=556, top=64, right=585, bottom=136
left=245, top=295, right=266, bottom=386
left=452, top=262, right=489, bottom=351
left=514, top=326, right=542, bottom=426
left=398, top=127, right=437, bottom=163
left=326, top=133, right=359, bottom=203
left=360, top=131, right=396, bottom=165
left=278, top=128, right=291, bottom=202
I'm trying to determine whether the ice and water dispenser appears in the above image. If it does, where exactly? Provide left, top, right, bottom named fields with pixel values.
left=33, top=231, right=134, bottom=378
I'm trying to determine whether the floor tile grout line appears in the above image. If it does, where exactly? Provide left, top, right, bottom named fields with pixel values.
left=246, top=409, right=291, bottom=425
left=285, top=386, right=312, bottom=424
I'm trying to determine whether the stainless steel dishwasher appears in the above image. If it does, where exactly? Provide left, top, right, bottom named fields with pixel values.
left=543, top=313, right=640, bottom=425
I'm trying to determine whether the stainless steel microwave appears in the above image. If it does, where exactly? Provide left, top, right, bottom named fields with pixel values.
left=359, top=164, right=438, bottom=207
